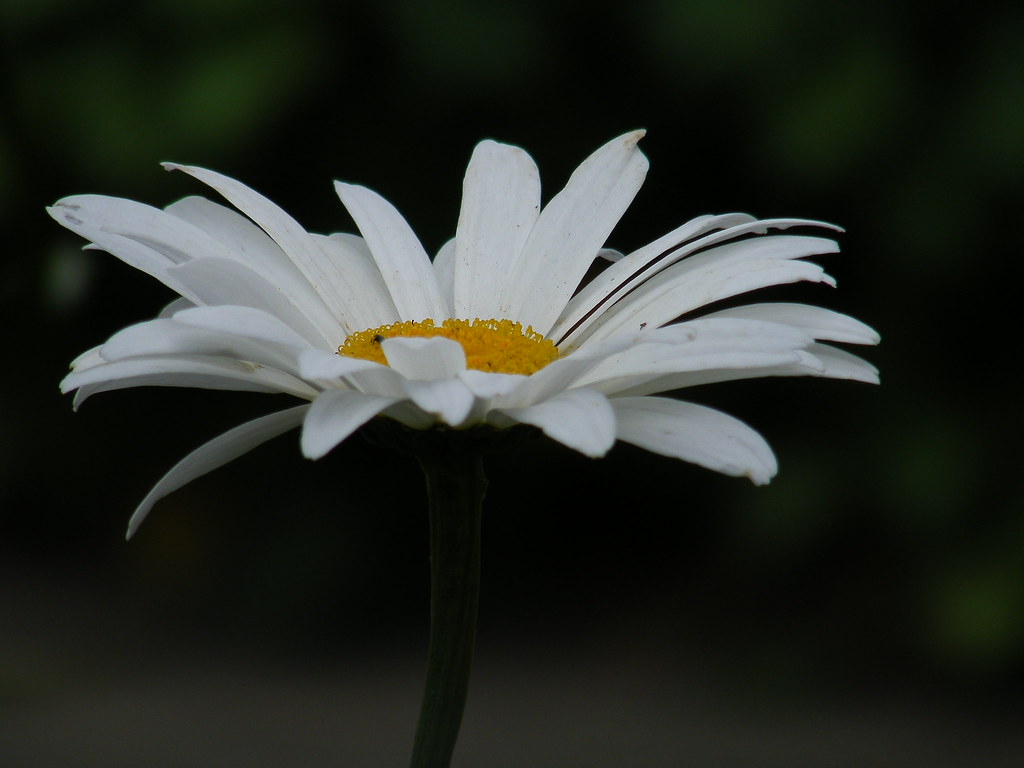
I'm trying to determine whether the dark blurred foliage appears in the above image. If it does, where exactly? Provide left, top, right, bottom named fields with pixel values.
left=2, top=0, right=1023, bottom=764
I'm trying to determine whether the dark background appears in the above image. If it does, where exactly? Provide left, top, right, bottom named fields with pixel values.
left=2, top=1, right=1022, bottom=766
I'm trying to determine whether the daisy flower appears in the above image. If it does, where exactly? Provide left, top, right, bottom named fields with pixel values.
left=52, top=130, right=878, bottom=767
left=52, top=130, right=877, bottom=539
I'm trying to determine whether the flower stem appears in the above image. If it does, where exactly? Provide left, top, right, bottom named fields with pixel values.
left=410, top=447, right=486, bottom=768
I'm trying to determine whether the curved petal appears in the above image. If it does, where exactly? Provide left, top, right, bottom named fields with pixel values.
left=300, top=390, right=400, bottom=459
left=549, top=212, right=758, bottom=343
left=453, top=140, right=541, bottom=319
left=126, top=405, right=309, bottom=538
left=803, top=343, right=880, bottom=383
left=493, top=388, right=616, bottom=458
left=555, top=221, right=840, bottom=347
left=297, top=348, right=391, bottom=381
left=381, top=336, right=467, bottom=380
left=98, top=317, right=304, bottom=375
left=165, top=258, right=335, bottom=346
left=402, top=378, right=476, bottom=426
left=49, top=199, right=198, bottom=303
left=499, top=131, right=649, bottom=334
left=165, top=195, right=343, bottom=338
left=171, top=305, right=315, bottom=351
left=572, top=318, right=813, bottom=389
left=63, top=355, right=317, bottom=408
left=580, top=258, right=836, bottom=345
left=433, top=237, right=457, bottom=314
left=701, top=302, right=880, bottom=345
left=333, top=181, right=449, bottom=321
left=593, top=350, right=832, bottom=397
left=312, top=233, right=400, bottom=329
left=164, top=163, right=368, bottom=335
left=612, top=397, right=777, bottom=484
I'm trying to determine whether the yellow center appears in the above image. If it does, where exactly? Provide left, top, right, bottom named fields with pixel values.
left=338, top=318, right=559, bottom=375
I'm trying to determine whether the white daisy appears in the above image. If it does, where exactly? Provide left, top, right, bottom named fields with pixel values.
left=52, top=131, right=878, bottom=537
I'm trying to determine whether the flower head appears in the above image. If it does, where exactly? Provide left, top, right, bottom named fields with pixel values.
left=52, top=131, right=878, bottom=537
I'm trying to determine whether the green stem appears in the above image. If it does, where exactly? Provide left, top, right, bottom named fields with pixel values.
left=410, top=448, right=486, bottom=768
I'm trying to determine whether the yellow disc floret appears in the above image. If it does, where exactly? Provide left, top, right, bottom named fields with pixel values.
left=338, top=318, right=559, bottom=375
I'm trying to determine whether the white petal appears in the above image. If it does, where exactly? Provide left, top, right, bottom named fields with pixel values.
left=333, top=181, right=449, bottom=321
left=612, top=397, right=777, bottom=484
left=165, top=258, right=335, bottom=346
left=549, top=212, right=758, bottom=343
left=597, top=248, right=625, bottom=262
left=312, top=233, right=400, bottom=329
left=64, top=355, right=316, bottom=408
left=433, top=237, right=457, bottom=313
left=126, top=405, right=309, bottom=538
left=402, top=378, right=476, bottom=426
left=165, top=195, right=343, bottom=337
left=595, top=348, right=855, bottom=397
left=491, top=331, right=644, bottom=409
left=300, top=390, right=400, bottom=459
left=493, top=388, right=616, bottom=458
left=499, top=130, right=649, bottom=334
left=49, top=198, right=197, bottom=302
left=297, top=348, right=389, bottom=381
left=577, top=346, right=804, bottom=391
left=171, top=305, right=315, bottom=351
left=98, top=317, right=302, bottom=375
left=381, top=336, right=467, bottom=380
left=572, top=317, right=813, bottom=389
left=457, top=369, right=525, bottom=400
left=555, top=219, right=839, bottom=347
left=803, top=343, right=880, bottom=383
left=453, top=140, right=541, bottom=319
left=580, top=257, right=836, bottom=345
left=701, top=302, right=880, bottom=345
left=164, top=163, right=368, bottom=335
left=158, top=297, right=195, bottom=318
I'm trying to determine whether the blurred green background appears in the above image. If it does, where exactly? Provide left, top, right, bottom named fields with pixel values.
left=2, top=0, right=1022, bottom=765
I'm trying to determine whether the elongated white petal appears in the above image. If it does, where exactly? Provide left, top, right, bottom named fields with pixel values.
left=454, top=140, right=541, bottom=319
left=803, top=343, right=880, bottom=383
left=334, top=181, right=449, bottom=321
left=64, top=355, right=317, bottom=408
left=49, top=200, right=198, bottom=302
left=381, top=336, right=467, bottom=380
left=127, top=405, right=309, bottom=538
left=573, top=318, right=812, bottom=388
left=595, top=349, right=838, bottom=397
left=158, top=297, right=195, bottom=318
left=68, top=345, right=105, bottom=373
left=579, top=346, right=805, bottom=391
left=98, top=318, right=302, bottom=375
left=433, top=237, right=457, bottom=313
left=556, top=220, right=839, bottom=347
left=500, top=131, right=649, bottom=334
left=493, top=388, right=616, bottom=458
left=297, top=348, right=389, bottom=381
left=550, top=213, right=758, bottom=342
left=581, top=258, right=836, bottom=344
left=300, top=390, right=399, bottom=459
left=613, top=397, right=777, bottom=484
left=51, top=194, right=231, bottom=264
left=701, top=303, right=880, bottom=345
left=166, top=258, right=335, bottom=346
left=170, top=305, right=314, bottom=351
left=491, top=331, right=644, bottom=409
left=457, top=369, right=524, bottom=400
left=402, top=378, right=476, bottom=426
left=312, top=233, right=400, bottom=329
left=165, top=196, right=344, bottom=336
left=164, top=163, right=367, bottom=335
